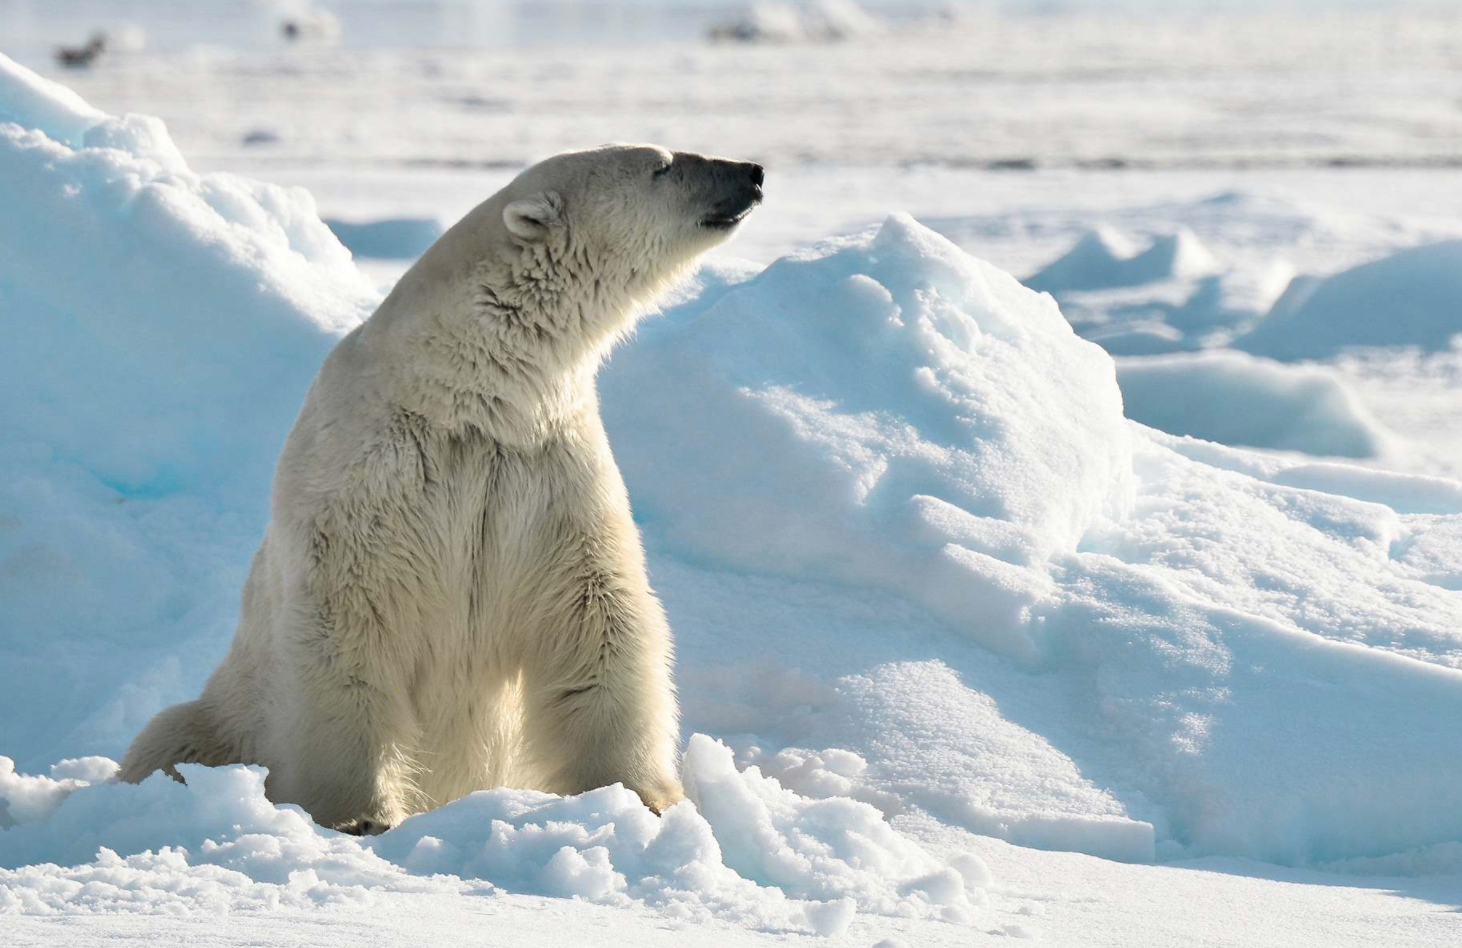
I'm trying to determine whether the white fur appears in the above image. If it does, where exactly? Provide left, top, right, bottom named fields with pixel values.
left=118, top=144, right=762, bottom=829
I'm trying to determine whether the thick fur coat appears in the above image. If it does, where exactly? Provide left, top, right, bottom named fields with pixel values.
left=118, top=144, right=764, bottom=830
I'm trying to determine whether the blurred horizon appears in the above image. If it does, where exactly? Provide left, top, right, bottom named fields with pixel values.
left=3, top=0, right=1459, bottom=61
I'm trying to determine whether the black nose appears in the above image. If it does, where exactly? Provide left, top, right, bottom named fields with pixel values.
left=749, top=163, right=765, bottom=187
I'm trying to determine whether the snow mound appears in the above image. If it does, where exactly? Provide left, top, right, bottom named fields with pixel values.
left=324, top=216, right=444, bottom=260
left=1238, top=240, right=1462, bottom=358
left=838, top=662, right=1158, bottom=863
left=0, top=743, right=983, bottom=934
left=1026, top=226, right=1219, bottom=294
left=679, top=735, right=982, bottom=923
left=0, top=764, right=466, bottom=915
left=1117, top=351, right=1390, bottom=458
left=603, top=214, right=1133, bottom=659
left=0, top=51, right=370, bottom=498
left=0, top=52, right=376, bottom=770
left=0, top=757, right=116, bottom=829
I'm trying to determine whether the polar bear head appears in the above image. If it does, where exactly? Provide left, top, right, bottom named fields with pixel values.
left=451, top=144, right=762, bottom=353
left=500, top=143, right=763, bottom=272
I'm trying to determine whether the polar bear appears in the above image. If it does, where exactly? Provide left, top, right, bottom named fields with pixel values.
left=118, top=144, right=764, bottom=830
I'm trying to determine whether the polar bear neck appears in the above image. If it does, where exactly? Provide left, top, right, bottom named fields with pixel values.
left=370, top=232, right=674, bottom=445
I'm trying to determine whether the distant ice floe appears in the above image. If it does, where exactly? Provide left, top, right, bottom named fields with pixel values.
left=1028, top=216, right=1462, bottom=363
left=1021, top=223, right=1278, bottom=358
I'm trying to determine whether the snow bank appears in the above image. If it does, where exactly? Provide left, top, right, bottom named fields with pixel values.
left=836, top=662, right=1157, bottom=864
left=1238, top=241, right=1462, bottom=358
left=0, top=764, right=463, bottom=915
left=0, top=758, right=116, bottom=830
left=679, top=735, right=982, bottom=923
left=607, top=234, right=1462, bottom=867
left=0, top=51, right=368, bottom=500
left=1116, top=351, right=1390, bottom=458
left=0, top=744, right=984, bottom=933
left=0, top=51, right=376, bottom=770
left=603, top=214, right=1133, bottom=659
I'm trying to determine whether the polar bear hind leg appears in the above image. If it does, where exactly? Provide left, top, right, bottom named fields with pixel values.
left=116, top=699, right=238, bottom=784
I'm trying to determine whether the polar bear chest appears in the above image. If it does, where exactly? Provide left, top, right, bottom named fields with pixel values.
left=306, top=422, right=594, bottom=662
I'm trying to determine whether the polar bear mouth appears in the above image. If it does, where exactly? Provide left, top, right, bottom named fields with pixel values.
left=700, top=164, right=763, bottom=230
left=700, top=208, right=755, bottom=230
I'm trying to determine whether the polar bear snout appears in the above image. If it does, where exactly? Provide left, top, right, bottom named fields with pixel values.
left=700, top=159, right=764, bottom=230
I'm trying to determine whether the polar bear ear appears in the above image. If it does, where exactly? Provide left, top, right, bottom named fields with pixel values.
left=503, top=192, right=563, bottom=242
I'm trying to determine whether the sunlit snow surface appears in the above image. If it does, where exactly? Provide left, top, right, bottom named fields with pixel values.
left=3, top=5, right=1462, bottom=946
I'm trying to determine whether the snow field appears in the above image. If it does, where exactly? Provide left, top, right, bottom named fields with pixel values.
left=2, top=45, right=1462, bottom=946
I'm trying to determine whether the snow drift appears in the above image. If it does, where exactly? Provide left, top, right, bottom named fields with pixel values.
left=1025, top=226, right=1219, bottom=295
left=1116, top=350, right=1390, bottom=458
left=0, top=52, right=378, bottom=774
left=602, top=216, right=1133, bottom=659
left=0, top=742, right=984, bottom=933
left=1238, top=240, right=1462, bottom=358
left=4, top=52, right=1462, bottom=938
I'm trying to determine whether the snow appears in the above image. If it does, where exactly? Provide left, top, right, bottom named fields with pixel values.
left=1026, top=227, right=1219, bottom=295
left=1116, top=350, right=1390, bottom=458
left=0, top=741, right=983, bottom=935
left=1237, top=241, right=1462, bottom=359
left=323, top=217, right=444, bottom=260
left=601, top=214, right=1133, bottom=659
left=3, top=14, right=1462, bottom=948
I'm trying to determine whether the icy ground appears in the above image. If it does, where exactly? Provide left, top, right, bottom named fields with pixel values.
left=4, top=5, right=1462, bottom=946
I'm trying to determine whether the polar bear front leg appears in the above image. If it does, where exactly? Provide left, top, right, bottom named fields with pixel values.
left=521, top=552, right=684, bottom=813
left=264, top=635, right=422, bottom=833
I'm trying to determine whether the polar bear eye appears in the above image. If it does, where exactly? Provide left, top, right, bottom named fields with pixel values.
left=651, top=162, right=673, bottom=181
